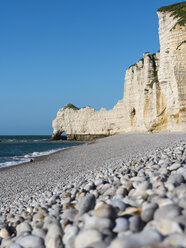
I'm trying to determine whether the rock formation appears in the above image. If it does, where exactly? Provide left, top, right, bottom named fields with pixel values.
left=51, top=2, right=186, bottom=140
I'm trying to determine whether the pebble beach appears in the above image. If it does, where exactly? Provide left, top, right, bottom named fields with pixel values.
left=0, top=132, right=186, bottom=248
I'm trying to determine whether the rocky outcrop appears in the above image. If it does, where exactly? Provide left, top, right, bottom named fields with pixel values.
left=51, top=100, right=125, bottom=140
left=51, top=2, right=186, bottom=140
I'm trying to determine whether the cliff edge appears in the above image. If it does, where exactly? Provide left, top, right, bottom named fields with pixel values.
left=51, top=2, right=186, bottom=140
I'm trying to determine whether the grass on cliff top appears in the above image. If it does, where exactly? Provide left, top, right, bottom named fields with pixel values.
left=63, top=104, right=93, bottom=110
left=158, top=1, right=186, bottom=27
left=63, top=103, right=80, bottom=110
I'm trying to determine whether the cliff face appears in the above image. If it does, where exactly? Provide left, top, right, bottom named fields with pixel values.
left=51, top=3, right=186, bottom=140
left=122, top=52, right=160, bottom=132
left=157, top=9, right=186, bottom=131
left=52, top=100, right=125, bottom=140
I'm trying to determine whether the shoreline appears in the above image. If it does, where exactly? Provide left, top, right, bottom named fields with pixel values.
left=0, top=140, right=87, bottom=171
left=0, top=131, right=186, bottom=204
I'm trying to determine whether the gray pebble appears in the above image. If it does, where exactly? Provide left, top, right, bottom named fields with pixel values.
left=16, top=235, right=45, bottom=248
left=32, top=228, right=46, bottom=239
left=9, top=244, right=23, bottom=248
left=84, top=215, right=114, bottom=231
left=113, top=217, right=129, bottom=232
left=129, top=216, right=145, bottom=232
left=141, top=203, right=158, bottom=222
left=168, top=162, right=181, bottom=171
left=77, top=194, right=96, bottom=215
left=163, top=233, right=186, bottom=247
left=16, top=222, right=32, bottom=236
left=154, top=204, right=182, bottom=220
left=108, top=229, right=162, bottom=248
left=110, top=199, right=126, bottom=211
left=62, top=209, right=78, bottom=222
left=75, top=229, right=103, bottom=248
left=84, top=241, right=107, bottom=248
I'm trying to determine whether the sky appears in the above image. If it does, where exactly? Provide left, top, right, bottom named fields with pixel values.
left=0, top=0, right=184, bottom=135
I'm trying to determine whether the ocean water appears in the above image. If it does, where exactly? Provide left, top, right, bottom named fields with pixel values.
left=0, top=135, right=84, bottom=168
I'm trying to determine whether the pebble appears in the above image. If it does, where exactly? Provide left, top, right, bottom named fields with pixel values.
left=141, top=203, right=158, bottom=222
left=77, top=194, right=96, bottom=215
left=9, top=244, right=23, bottom=248
left=154, top=204, right=182, bottom=220
left=0, top=227, right=10, bottom=238
left=163, top=233, right=186, bottom=247
left=113, top=217, right=129, bottom=232
left=168, top=162, right=181, bottom=171
left=84, top=214, right=114, bottom=230
left=32, top=228, right=46, bottom=239
left=16, top=235, right=45, bottom=248
left=108, top=230, right=162, bottom=248
left=16, top=222, right=32, bottom=236
left=110, top=199, right=126, bottom=211
left=0, top=143, right=185, bottom=247
left=63, top=225, right=78, bottom=247
left=156, top=219, right=183, bottom=235
left=94, top=204, right=117, bottom=220
left=129, top=216, right=144, bottom=232
left=75, top=229, right=103, bottom=248
left=62, top=209, right=78, bottom=222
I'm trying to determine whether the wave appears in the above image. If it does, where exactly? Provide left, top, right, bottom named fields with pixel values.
left=30, top=148, right=63, bottom=157
left=0, top=158, right=31, bottom=168
left=0, top=148, right=64, bottom=168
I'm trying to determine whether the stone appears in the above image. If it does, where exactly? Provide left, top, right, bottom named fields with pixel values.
left=48, top=196, right=57, bottom=205
left=0, top=227, right=10, bottom=238
left=168, top=162, right=181, bottom=171
left=110, top=199, right=126, bottom=211
left=156, top=219, right=183, bottom=235
left=116, top=187, right=128, bottom=196
left=75, top=230, right=103, bottom=248
left=168, top=173, right=185, bottom=185
left=45, top=236, right=64, bottom=248
left=84, top=215, right=114, bottom=230
left=94, top=204, right=117, bottom=220
left=63, top=225, right=78, bottom=247
left=164, top=233, right=186, bottom=247
left=77, top=194, right=96, bottom=214
left=157, top=198, right=174, bottom=207
left=141, top=203, right=158, bottom=222
left=16, top=222, right=32, bottom=236
left=113, top=218, right=129, bottom=233
left=1, top=237, right=13, bottom=248
left=62, top=209, right=78, bottom=222
left=154, top=204, right=182, bottom=221
left=32, top=228, right=46, bottom=239
left=108, top=230, right=162, bottom=248
left=129, top=216, right=145, bottom=232
left=16, top=235, right=45, bottom=248
left=9, top=244, right=23, bottom=248
left=84, top=241, right=107, bottom=248
left=45, top=224, right=63, bottom=247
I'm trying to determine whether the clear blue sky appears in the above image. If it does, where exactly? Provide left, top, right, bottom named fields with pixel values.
left=0, top=0, right=183, bottom=135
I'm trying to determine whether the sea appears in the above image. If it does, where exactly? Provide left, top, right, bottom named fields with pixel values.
left=0, top=135, right=84, bottom=168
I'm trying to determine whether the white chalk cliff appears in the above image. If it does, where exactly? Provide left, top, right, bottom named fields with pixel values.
left=51, top=3, right=186, bottom=140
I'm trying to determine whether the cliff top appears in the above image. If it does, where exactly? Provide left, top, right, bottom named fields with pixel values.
left=63, top=103, right=94, bottom=111
left=63, top=103, right=80, bottom=110
left=158, top=1, right=186, bottom=26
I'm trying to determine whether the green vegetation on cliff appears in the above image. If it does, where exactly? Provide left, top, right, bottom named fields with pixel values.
left=158, top=2, right=186, bottom=27
left=63, top=103, right=80, bottom=110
